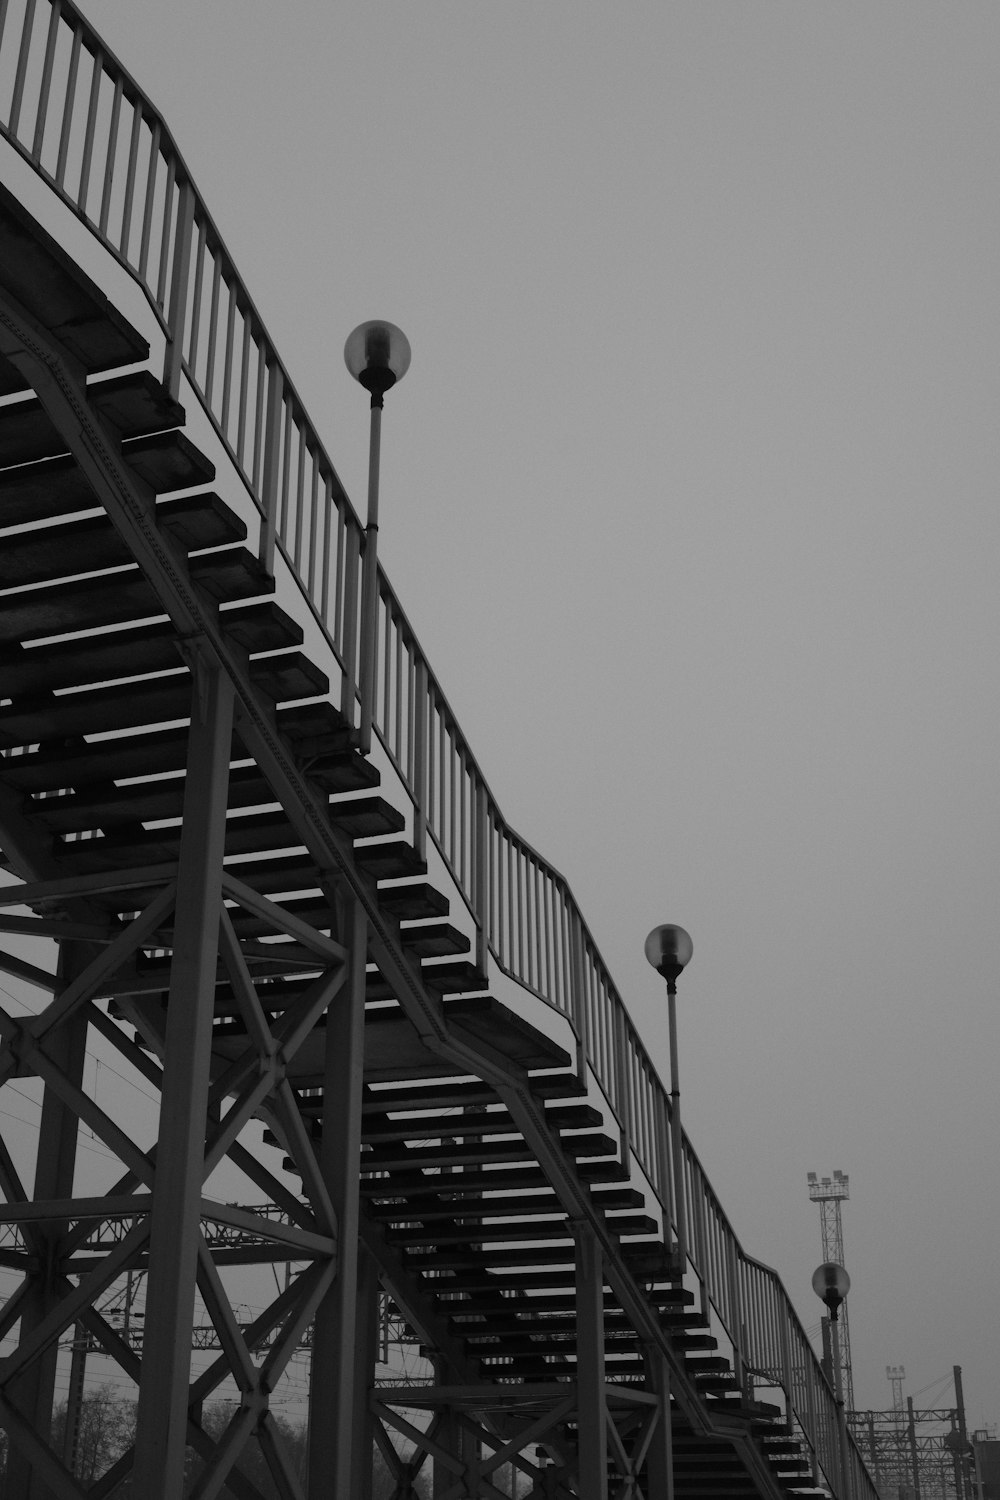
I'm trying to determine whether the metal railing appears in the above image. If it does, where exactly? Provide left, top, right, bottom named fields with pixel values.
left=0, top=4, right=874, bottom=1494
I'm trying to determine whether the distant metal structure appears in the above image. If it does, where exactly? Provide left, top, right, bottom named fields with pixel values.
left=849, top=1367, right=974, bottom=1500
left=807, top=1170, right=855, bottom=1409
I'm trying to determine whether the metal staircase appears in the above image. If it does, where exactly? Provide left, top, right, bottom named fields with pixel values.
left=0, top=3, right=878, bottom=1497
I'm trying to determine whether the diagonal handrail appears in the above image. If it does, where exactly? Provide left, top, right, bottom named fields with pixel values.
left=0, top=4, right=874, bottom=1493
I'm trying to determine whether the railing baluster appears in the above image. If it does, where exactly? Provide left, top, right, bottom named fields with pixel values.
left=307, top=452, right=320, bottom=596
left=237, top=302, right=252, bottom=468
left=99, top=72, right=122, bottom=234
left=155, top=154, right=175, bottom=307
left=8, top=0, right=37, bottom=140
left=292, top=431, right=306, bottom=573
left=164, top=176, right=193, bottom=399
left=119, top=92, right=141, bottom=256
left=138, top=118, right=160, bottom=281
left=474, top=779, right=488, bottom=974
left=251, top=329, right=266, bottom=489
left=413, top=660, right=427, bottom=863
left=258, top=356, right=283, bottom=575
left=186, top=214, right=206, bottom=373
left=393, top=618, right=402, bottom=762
left=339, top=521, right=360, bottom=724
left=382, top=597, right=392, bottom=741
left=220, top=275, right=238, bottom=434
left=32, top=0, right=60, bottom=161
left=321, top=473, right=334, bottom=624
left=203, top=252, right=221, bottom=405
left=55, top=17, right=80, bottom=189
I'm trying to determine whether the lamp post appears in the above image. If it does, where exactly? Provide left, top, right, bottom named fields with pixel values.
left=813, top=1261, right=853, bottom=1500
left=644, top=925, right=693, bottom=1274
left=344, top=320, right=411, bottom=754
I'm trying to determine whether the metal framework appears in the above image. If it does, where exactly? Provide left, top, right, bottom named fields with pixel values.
left=807, top=1171, right=854, bottom=1411
left=0, top=2, right=886, bottom=1496
left=848, top=1406, right=973, bottom=1500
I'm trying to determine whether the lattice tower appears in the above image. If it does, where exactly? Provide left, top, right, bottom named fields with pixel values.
left=887, top=1366, right=906, bottom=1418
left=808, top=1171, right=855, bottom=1409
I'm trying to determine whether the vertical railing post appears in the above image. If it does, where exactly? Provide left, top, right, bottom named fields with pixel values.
left=412, top=658, right=428, bottom=863
left=778, top=1295, right=795, bottom=1435
left=357, top=399, right=382, bottom=756
left=654, top=1086, right=677, bottom=1254
left=339, top=520, right=361, bottom=725
left=613, top=1007, right=631, bottom=1169
left=726, top=1234, right=747, bottom=1394
left=474, top=779, right=489, bottom=975
left=570, top=909, right=590, bottom=1085
left=691, top=1164, right=710, bottom=1320
left=259, top=356, right=283, bottom=575
left=164, top=179, right=194, bottom=400
left=667, top=982, right=688, bottom=1277
left=804, top=1358, right=821, bottom=1487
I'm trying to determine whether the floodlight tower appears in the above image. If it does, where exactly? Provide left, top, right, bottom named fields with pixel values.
left=807, top=1170, right=855, bottom=1409
left=886, top=1365, right=905, bottom=1418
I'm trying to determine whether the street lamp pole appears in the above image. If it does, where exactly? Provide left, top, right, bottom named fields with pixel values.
left=813, top=1261, right=854, bottom=1500
left=344, top=320, right=411, bottom=755
left=644, top=925, right=694, bottom=1274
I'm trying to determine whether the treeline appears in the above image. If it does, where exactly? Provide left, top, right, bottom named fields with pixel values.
left=0, top=1388, right=433, bottom=1497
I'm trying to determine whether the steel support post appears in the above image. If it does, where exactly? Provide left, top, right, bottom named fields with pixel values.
left=350, top=1249, right=380, bottom=1500
left=666, top=983, right=687, bottom=1275
left=907, top=1398, right=922, bottom=1500
left=644, top=1354, right=675, bottom=1500
left=307, top=895, right=368, bottom=1496
left=433, top=1387, right=475, bottom=1499
left=5, top=942, right=90, bottom=1500
left=61, top=1325, right=88, bottom=1478
left=574, top=1224, right=608, bottom=1500
left=132, top=663, right=235, bottom=1500
left=358, top=399, right=383, bottom=755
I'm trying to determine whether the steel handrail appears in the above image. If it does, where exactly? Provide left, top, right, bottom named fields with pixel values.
left=0, top=6, right=874, bottom=1494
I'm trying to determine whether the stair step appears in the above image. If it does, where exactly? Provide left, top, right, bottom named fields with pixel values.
left=0, top=548, right=271, bottom=646
left=0, top=493, right=244, bottom=589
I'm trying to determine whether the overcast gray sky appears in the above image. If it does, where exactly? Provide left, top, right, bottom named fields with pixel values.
left=79, top=0, right=1000, bottom=1427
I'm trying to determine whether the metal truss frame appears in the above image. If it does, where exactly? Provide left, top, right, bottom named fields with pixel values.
left=0, top=665, right=354, bottom=1497
left=0, top=262, right=802, bottom=1500
left=372, top=1375, right=672, bottom=1500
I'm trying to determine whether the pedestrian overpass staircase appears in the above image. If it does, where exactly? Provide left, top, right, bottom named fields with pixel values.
left=0, top=4, right=878, bottom=1497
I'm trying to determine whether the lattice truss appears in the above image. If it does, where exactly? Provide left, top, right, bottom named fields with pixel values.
left=848, top=1410, right=972, bottom=1500
left=0, top=732, right=356, bottom=1498
left=372, top=1379, right=674, bottom=1499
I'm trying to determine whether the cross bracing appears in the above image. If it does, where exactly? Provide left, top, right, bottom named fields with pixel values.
left=0, top=2, right=883, bottom=1496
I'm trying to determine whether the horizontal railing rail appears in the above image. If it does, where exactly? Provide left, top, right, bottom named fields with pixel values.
left=0, top=4, right=874, bottom=1494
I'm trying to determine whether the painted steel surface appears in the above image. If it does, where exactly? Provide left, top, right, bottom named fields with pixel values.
left=0, top=4, right=878, bottom=1496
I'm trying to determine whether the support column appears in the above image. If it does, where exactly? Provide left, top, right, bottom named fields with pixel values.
left=433, top=1403, right=473, bottom=1499
left=574, top=1224, right=608, bottom=1500
left=132, top=662, right=235, bottom=1500
left=644, top=1353, right=675, bottom=1500
left=307, top=895, right=368, bottom=1494
left=350, top=1249, right=380, bottom=1500
left=5, top=942, right=90, bottom=1500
